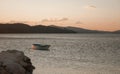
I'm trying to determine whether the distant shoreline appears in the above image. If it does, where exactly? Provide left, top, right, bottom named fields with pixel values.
left=0, top=23, right=119, bottom=33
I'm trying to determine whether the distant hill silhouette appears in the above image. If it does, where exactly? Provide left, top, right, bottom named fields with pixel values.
left=113, top=30, right=120, bottom=34
left=0, top=23, right=75, bottom=33
left=49, top=26, right=111, bottom=33
left=66, top=26, right=110, bottom=33
left=0, top=23, right=118, bottom=33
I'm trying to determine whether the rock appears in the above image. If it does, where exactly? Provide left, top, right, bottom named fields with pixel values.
left=0, top=50, right=35, bottom=74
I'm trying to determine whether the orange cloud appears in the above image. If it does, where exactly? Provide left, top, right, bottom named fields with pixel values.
left=59, top=18, right=69, bottom=21
left=41, top=18, right=69, bottom=22
left=75, top=21, right=83, bottom=24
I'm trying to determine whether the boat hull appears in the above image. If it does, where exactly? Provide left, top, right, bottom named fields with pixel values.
left=32, top=44, right=50, bottom=50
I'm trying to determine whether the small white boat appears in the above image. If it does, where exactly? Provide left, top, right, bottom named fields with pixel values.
left=32, top=44, right=50, bottom=50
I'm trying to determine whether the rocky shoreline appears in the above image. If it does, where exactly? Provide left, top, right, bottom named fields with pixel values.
left=0, top=50, right=35, bottom=74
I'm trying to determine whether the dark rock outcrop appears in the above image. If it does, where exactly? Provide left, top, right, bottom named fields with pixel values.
left=0, top=50, right=35, bottom=74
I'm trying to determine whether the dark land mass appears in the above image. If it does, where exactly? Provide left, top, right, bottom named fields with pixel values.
left=0, top=23, right=119, bottom=33
left=113, top=30, right=120, bottom=34
left=0, top=23, right=75, bottom=33
left=66, top=26, right=110, bottom=33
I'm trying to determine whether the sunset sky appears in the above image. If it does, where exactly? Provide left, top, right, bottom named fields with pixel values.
left=0, top=0, right=120, bottom=31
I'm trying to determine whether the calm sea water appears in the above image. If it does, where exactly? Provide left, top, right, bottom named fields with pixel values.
left=0, top=34, right=120, bottom=74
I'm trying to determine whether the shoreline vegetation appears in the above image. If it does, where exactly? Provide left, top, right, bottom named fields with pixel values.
left=0, top=23, right=119, bottom=33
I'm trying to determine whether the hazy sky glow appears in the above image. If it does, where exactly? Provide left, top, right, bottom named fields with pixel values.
left=0, top=0, right=120, bottom=31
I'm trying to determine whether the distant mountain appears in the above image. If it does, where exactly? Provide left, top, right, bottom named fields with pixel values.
left=0, top=23, right=117, bottom=33
left=48, top=25, right=111, bottom=33
left=66, top=26, right=110, bottom=33
left=113, top=30, right=120, bottom=33
left=31, top=25, right=75, bottom=33
left=0, top=23, right=31, bottom=33
left=0, top=23, right=76, bottom=33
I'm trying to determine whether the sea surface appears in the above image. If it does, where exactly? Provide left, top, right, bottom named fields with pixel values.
left=0, top=34, right=120, bottom=74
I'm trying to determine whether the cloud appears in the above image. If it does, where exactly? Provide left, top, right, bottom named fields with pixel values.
left=41, top=19, right=49, bottom=22
left=89, top=5, right=96, bottom=8
left=75, top=21, right=83, bottom=24
left=41, top=18, right=69, bottom=22
left=84, top=5, right=97, bottom=9
left=59, top=18, right=69, bottom=21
